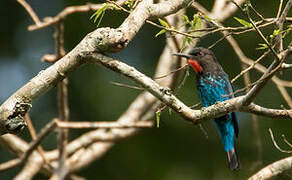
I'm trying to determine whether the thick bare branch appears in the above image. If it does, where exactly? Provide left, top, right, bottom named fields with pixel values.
left=248, top=156, right=292, bottom=180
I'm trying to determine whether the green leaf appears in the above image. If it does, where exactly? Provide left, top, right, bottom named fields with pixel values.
left=155, top=29, right=166, bottom=37
left=256, top=43, right=268, bottom=50
left=180, top=37, right=192, bottom=51
left=196, top=16, right=202, bottom=29
left=125, top=0, right=135, bottom=9
left=234, top=17, right=252, bottom=27
left=158, top=18, right=169, bottom=28
left=111, top=4, right=121, bottom=11
left=182, top=15, right=190, bottom=24
left=273, top=29, right=280, bottom=36
left=269, top=29, right=281, bottom=42
left=190, top=17, right=197, bottom=30
left=203, top=15, right=213, bottom=22
left=96, top=9, right=106, bottom=28
left=90, top=8, right=103, bottom=23
left=90, top=3, right=109, bottom=25
left=156, top=110, right=161, bottom=128
left=191, top=14, right=198, bottom=26
left=181, top=37, right=188, bottom=52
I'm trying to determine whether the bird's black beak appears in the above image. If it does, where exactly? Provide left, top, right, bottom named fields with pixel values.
left=172, top=53, right=190, bottom=59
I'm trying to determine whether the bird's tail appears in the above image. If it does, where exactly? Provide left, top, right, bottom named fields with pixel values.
left=226, top=147, right=240, bottom=170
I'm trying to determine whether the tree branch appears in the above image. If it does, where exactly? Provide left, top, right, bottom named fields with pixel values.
left=248, top=156, right=292, bottom=180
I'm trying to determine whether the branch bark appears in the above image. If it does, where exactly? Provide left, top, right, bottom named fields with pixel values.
left=248, top=156, right=292, bottom=180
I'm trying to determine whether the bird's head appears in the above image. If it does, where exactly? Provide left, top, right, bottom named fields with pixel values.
left=173, top=47, right=223, bottom=75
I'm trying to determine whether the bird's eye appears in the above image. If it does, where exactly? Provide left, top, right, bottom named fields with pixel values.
left=192, top=51, right=204, bottom=56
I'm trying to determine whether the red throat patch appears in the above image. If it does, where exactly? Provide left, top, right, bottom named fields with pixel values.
left=188, top=59, right=203, bottom=74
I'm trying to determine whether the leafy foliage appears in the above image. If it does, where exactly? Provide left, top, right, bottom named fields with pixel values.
left=256, top=27, right=292, bottom=50
left=234, top=17, right=252, bottom=27
left=125, top=0, right=135, bottom=10
left=90, top=3, right=121, bottom=27
left=256, top=43, right=268, bottom=50
left=90, top=3, right=110, bottom=27
left=155, top=18, right=170, bottom=37
left=155, top=29, right=167, bottom=37
left=180, top=14, right=202, bottom=51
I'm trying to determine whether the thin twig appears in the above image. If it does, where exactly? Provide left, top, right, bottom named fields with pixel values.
left=188, top=19, right=280, bottom=34
left=249, top=2, right=265, bottom=21
left=246, top=9, right=280, bottom=61
left=175, top=66, right=190, bottom=94
left=20, top=120, right=57, bottom=164
left=208, top=32, right=232, bottom=49
left=154, top=64, right=188, bottom=79
left=278, top=0, right=292, bottom=28
left=55, top=21, right=69, bottom=180
left=56, top=120, right=153, bottom=129
left=28, top=1, right=127, bottom=31
left=110, top=81, right=144, bottom=90
left=198, top=123, right=209, bottom=139
left=276, top=0, right=284, bottom=19
left=225, top=80, right=258, bottom=97
left=189, top=103, right=202, bottom=109
left=25, top=114, right=53, bottom=169
left=0, top=159, right=21, bottom=172
left=108, top=0, right=202, bottom=39
left=231, top=49, right=270, bottom=83
left=107, top=0, right=130, bottom=13
left=241, top=62, right=262, bottom=168
left=17, top=0, right=41, bottom=25
left=146, top=20, right=201, bottom=39
left=269, top=128, right=292, bottom=153
left=276, top=0, right=292, bottom=52
left=282, top=135, right=292, bottom=148
left=132, top=0, right=142, bottom=9
left=239, top=53, right=287, bottom=99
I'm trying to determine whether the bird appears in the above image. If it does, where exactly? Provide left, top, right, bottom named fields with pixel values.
left=173, top=47, right=240, bottom=170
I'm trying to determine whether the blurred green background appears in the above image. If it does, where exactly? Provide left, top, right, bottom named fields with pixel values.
left=0, top=0, right=292, bottom=179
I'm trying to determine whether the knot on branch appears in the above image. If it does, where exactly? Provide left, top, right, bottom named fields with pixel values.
left=86, top=27, right=128, bottom=53
left=0, top=100, right=31, bottom=135
left=4, top=116, right=26, bottom=135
